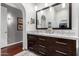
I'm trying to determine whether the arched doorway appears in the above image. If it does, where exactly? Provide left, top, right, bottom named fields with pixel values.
left=0, top=3, right=26, bottom=56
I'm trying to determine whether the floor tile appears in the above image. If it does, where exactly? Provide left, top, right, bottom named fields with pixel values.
left=15, top=50, right=37, bottom=56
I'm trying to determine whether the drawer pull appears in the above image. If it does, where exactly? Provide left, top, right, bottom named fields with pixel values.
left=56, top=41, right=67, bottom=45
left=39, top=51, right=45, bottom=55
left=39, top=38, right=45, bottom=41
left=56, top=50, right=67, bottom=55
left=39, top=45, right=46, bottom=48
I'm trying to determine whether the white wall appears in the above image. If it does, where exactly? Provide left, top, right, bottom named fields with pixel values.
left=0, top=3, right=1, bottom=47
left=22, top=3, right=36, bottom=49
left=25, top=3, right=79, bottom=37
left=72, top=3, right=79, bottom=36
left=0, top=3, right=1, bottom=55
left=23, top=3, right=36, bottom=32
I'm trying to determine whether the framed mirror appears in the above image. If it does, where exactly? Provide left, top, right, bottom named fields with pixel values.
left=36, top=3, right=72, bottom=30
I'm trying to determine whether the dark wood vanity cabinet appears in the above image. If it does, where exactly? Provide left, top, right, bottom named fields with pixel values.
left=27, top=34, right=76, bottom=56
left=55, top=38, right=76, bottom=56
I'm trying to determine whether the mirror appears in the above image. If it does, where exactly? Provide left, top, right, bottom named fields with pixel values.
left=36, top=3, right=72, bottom=29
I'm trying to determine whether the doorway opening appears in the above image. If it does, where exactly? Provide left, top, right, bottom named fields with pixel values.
left=0, top=3, right=26, bottom=56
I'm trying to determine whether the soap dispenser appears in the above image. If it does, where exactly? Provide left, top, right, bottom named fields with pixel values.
left=48, top=22, right=52, bottom=34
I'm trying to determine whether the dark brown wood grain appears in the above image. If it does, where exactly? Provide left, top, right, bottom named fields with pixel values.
left=27, top=34, right=76, bottom=56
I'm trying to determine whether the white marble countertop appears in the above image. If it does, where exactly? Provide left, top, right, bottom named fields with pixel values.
left=27, top=32, right=79, bottom=40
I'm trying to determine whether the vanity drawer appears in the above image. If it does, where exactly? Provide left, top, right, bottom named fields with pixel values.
left=38, top=37, right=46, bottom=42
left=56, top=38, right=71, bottom=44
left=38, top=48, right=48, bottom=56
left=38, top=40, right=48, bottom=46
left=27, top=34, right=34, bottom=38
left=38, top=37, right=48, bottom=45
left=55, top=39, right=76, bottom=56
left=27, top=34, right=76, bottom=56
left=38, top=44, right=46, bottom=49
left=38, top=51, right=47, bottom=56
left=55, top=46, right=69, bottom=56
left=28, top=42, right=34, bottom=47
left=55, top=50, right=68, bottom=56
left=28, top=34, right=39, bottom=39
left=55, top=40, right=68, bottom=52
left=37, top=46, right=49, bottom=56
left=55, top=49, right=75, bottom=56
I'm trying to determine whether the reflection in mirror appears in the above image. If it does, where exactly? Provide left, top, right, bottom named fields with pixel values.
left=36, top=3, right=72, bottom=29
left=54, top=3, right=69, bottom=28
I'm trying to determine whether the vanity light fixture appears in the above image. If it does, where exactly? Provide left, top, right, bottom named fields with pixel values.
left=62, top=3, right=65, bottom=8
left=45, top=3, right=48, bottom=7
left=35, top=5, right=38, bottom=11
left=41, top=11, right=43, bottom=15
left=49, top=7, right=52, bottom=12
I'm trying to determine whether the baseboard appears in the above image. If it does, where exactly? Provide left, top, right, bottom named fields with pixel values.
left=1, top=41, right=23, bottom=49
left=7, top=41, right=23, bottom=47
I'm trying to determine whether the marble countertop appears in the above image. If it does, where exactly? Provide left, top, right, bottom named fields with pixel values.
left=27, top=32, right=79, bottom=40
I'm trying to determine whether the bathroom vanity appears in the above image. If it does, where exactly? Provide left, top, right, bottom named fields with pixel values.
left=27, top=32, right=78, bottom=56
left=27, top=3, right=78, bottom=56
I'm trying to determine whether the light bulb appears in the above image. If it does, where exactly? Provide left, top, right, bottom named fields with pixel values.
left=41, top=11, right=43, bottom=15
left=62, top=3, right=65, bottom=8
left=49, top=7, right=52, bottom=12
left=7, top=13, right=13, bottom=25
left=45, top=3, right=48, bottom=7
left=35, top=6, right=37, bottom=11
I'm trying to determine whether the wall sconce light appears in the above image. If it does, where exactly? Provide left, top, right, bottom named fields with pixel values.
left=62, top=3, right=65, bottom=8
left=7, top=13, right=13, bottom=25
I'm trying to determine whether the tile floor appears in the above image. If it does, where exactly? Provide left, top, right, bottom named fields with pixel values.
left=15, top=50, right=38, bottom=56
